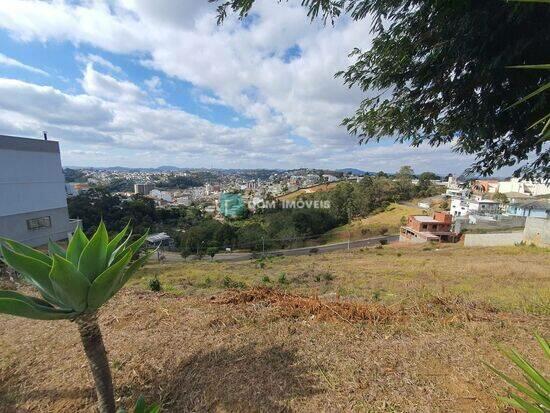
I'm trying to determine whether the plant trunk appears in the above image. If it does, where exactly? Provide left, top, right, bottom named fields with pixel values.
left=76, top=312, right=116, bottom=413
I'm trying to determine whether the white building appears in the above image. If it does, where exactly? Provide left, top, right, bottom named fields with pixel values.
left=450, top=196, right=501, bottom=218
left=149, top=189, right=173, bottom=203
left=497, top=178, right=550, bottom=197
left=0, top=135, right=79, bottom=246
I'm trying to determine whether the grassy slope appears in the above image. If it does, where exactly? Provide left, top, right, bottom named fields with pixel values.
left=324, top=202, right=426, bottom=242
left=276, top=182, right=339, bottom=201
left=1, top=244, right=548, bottom=412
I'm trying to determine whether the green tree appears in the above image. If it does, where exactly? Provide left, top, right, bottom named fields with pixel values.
left=0, top=223, right=151, bottom=413
left=214, top=0, right=550, bottom=180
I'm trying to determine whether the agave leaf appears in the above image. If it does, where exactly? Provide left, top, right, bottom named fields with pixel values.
left=127, top=231, right=149, bottom=257
left=109, top=230, right=133, bottom=265
left=484, top=362, right=545, bottom=404
left=115, top=250, right=153, bottom=293
left=106, top=222, right=130, bottom=261
left=535, top=334, right=550, bottom=360
left=0, top=290, right=55, bottom=309
left=135, top=396, right=146, bottom=413
left=0, top=244, right=60, bottom=304
left=0, top=238, right=51, bottom=265
left=507, top=393, right=545, bottom=413
left=78, top=221, right=109, bottom=281
left=87, top=250, right=133, bottom=309
left=50, top=254, right=91, bottom=312
left=504, top=348, right=550, bottom=393
left=507, top=64, right=550, bottom=70
left=0, top=296, right=76, bottom=320
left=66, top=226, right=89, bottom=266
left=507, top=82, right=550, bottom=110
left=48, top=240, right=66, bottom=258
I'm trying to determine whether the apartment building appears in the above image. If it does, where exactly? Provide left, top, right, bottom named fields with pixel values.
left=0, top=135, right=79, bottom=246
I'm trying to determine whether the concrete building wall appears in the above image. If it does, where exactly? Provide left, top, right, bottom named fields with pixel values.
left=0, top=135, right=76, bottom=246
left=523, top=217, right=549, bottom=247
left=0, top=207, right=77, bottom=246
left=464, top=232, right=523, bottom=247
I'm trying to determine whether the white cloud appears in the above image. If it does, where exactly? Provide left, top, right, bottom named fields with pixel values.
left=0, top=0, right=486, bottom=173
left=81, top=63, right=145, bottom=103
left=144, top=76, right=161, bottom=92
left=0, top=52, right=48, bottom=76
left=76, top=53, right=122, bottom=73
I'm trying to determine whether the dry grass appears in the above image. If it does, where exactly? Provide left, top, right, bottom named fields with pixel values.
left=324, top=203, right=426, bottom=242
left=0, top=244, right=549, bottom=412
left=276, top=182, right=339, bottom=201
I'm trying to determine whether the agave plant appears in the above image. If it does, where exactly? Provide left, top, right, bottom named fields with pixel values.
left=117, top=396, right=160, bottom=413
left=0, top=222, right=152, bottom=413
left=485, top=333, right=549, bottom=412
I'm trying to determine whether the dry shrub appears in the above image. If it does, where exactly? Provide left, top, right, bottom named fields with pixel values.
left=212, top=287, right=402, bottom=324
left=212, top=288, right=507, bottom=325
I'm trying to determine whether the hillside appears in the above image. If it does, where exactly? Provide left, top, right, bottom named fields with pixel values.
left=276, top=182, right=339, bottom=201
left=324, top=202, right=426, bottom=242
left=1, top=244, right=548, bottom=412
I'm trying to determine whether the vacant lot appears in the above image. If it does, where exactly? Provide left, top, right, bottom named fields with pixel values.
left=276, top=182, right=339, bottom=201
left=324, top=203, right=426, bottom=242
left=0, top=244, right=548, bottom=412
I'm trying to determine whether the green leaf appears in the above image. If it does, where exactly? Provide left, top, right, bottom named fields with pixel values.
left=0, top=290, right=54, bottom=309
left=78, top=221, right=109, bottom=281
left=507, top=394, right=545, bottom=413
left=48, top=240, right=66, bottom=258
left=109, top=231, right=133, bottom=265
left=49, top=254, right=91, bottom=312
left=535, top=334, right=550, bottom=360
left=87, top=250, right=133, bottom=309
left=116, top=251, right=153, bottom=292
left=507, top=82, right=550, bottom=110
left=507, top=64, right=550, bottom=70
left=0, top=244, right=59, bottom=304
left=127, top=231, right=149, bottom=257
left=0, top=237, right=51, bottom=265
left=135, top=396, right=146, bottom=413
left=484, top=362, right=545, bottom=404
left=66, top=226, right=89, bottom=266
left=0, top=293, right=76, bottom=320
left=106, top=222, right=130, bottom=261
left=504, top=348, right=550, bottom=393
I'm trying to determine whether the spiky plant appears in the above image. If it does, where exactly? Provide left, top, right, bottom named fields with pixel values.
left=0, top=222, right=152, bottom=413
left=485, top=333, right=549, bottom=412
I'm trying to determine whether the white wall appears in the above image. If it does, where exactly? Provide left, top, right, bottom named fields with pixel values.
left=0, top=148, right=67, bottom=217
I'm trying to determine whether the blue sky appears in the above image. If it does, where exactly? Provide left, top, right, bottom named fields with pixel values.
left=0, top=0, right=485, bottom=174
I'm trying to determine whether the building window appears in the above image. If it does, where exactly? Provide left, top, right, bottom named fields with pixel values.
left=27, top=216, right=51, bottom=230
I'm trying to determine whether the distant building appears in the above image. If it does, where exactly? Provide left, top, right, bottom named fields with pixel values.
left=134, top=183, right=154, bottom=195
left=450, top=196, right=500, bottom=218
left=0, top=135, right=79, bottom=246
left=498, top=178, right=550, bottom=197
left=400, top=212, right=459, bottom=243
left=506, top=199, right=550, bottom=219
left=219, top=193, right=246, bottom=218
left=149, top=189, right=173, bottom=203
left=65, top=182, right=90, bottom=197
left=146, top=232, right=174, bottom=248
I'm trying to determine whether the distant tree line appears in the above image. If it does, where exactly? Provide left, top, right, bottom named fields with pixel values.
left=67, top=189, right=204, bottom=237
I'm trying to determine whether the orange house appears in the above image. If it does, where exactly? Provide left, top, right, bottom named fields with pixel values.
left=400, top=212, right=459, bottom=243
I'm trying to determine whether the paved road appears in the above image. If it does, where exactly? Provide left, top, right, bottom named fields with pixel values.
left=159, top=235, right=398, bottom=263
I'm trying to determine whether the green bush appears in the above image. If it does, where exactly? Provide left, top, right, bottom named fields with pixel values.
left=148, top=277, right=161, bottom=292
left=278, top=272, right=287, bottom=284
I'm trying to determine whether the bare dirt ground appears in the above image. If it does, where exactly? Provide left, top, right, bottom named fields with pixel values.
left=0, top=244, right=548, bottom=412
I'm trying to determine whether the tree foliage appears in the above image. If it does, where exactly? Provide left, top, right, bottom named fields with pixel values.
left=212, top=0, right=550, bottom=180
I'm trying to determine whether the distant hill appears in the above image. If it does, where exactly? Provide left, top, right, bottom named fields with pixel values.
left=335, top=168, right=369, bottom=176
